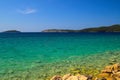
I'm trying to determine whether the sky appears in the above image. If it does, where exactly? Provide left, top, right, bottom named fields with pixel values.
left=0, top=0, right=120, bottom=32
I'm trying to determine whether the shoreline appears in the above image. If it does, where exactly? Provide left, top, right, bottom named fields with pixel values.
left=50, top=63, right=120, bottom=80
left=0, top=51, right=120, bottom=80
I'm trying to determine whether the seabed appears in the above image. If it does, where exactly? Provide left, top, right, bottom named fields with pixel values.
left=0, top=51, right=120, bottom=80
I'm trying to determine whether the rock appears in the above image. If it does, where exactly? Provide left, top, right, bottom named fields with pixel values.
left=111, top=59, right=117, bottom=63
left=8, top=70, right=14, bottom=74
left=50, top=63, right=120, bottom=80
left=101, top=66, right=113, bottom=73
left=97, top=73, right=111, bottom=78
left=77, top=74, right=88, bottom=80
left=70, top=68, right=81, bottom=75
left=100, top=78, right=107, bottom=80
left=62, top=74, right=71, bottom=80
left=51, top=73, right=88, bottom=80
left=113, top=72, right=120, bottom=79
left=35, top=61, right=42, bottom=63
left=64, top=74, right=88, bottom=80
left=96, top=78, right=105, bottom=80
left=105, top=77, right=116, bottom=80
left=86, top=75, right=93, bottom=80
left=66, top=75, right=88, bottom=80
left=115, top=77, right=120, bottom=80
left=101, top=63, right=120, bottom=73
left=97, top=63, right=120, bottom=80
left=112, top=63, right=120, bottom=73
left=66, top=76, right=78, bottom=80
left=50, top=75, right=62, bottom=80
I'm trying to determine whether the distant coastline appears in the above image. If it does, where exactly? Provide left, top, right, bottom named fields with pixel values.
left=42, top=24, right=120, bottom=32
left=2, top=30, right=21, bottom=33
left=1, top=24, right=120, bottom=33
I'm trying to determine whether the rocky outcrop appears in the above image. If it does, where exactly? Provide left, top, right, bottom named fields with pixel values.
left=96, top=63, right=120, bottom=80
left=50, top=74, right=89, bottom=80
left=50, top=63, right=120, bottom=80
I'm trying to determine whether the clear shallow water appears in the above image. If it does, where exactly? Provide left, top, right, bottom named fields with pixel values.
left=0, top=32, right=120, bottom=77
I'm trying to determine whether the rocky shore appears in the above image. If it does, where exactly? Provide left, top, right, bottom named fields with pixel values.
left=50, top=63, right=120, bottom=80
left=0, top=51, right=120, bottom=80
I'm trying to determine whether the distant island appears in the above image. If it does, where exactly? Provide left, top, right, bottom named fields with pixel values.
left=42, top=24, right=120, bottom=32
left=3, top=30, right=21, bottom=33
left=42, top=29, right=78, bottom=32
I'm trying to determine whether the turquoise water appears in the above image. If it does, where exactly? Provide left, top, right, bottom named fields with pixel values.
left=0, top=32, right=120, bottom=79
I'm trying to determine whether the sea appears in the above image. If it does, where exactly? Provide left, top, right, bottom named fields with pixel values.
left=0, top=32, right=120, bottom=80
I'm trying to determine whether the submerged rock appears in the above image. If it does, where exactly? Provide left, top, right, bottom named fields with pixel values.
left=62, top=74, right=72, bottom=80
left=50, top=75, right=62, bottom=80
left=70, top=68, right=81, bottom=75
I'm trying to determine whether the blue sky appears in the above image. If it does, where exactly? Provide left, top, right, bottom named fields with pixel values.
left=0, top=0, right=120, bottom=32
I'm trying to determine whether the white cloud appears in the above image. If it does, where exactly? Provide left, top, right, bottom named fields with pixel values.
left=18, top=8, right=37, bottom=14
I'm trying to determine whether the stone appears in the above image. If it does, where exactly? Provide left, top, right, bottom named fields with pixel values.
left=62, top=74, right=71, bottom=80
left=101, top=66, right=113, bottom=73
left=101, top=63, right=120, bottom=73
left=100, top=78, right=107, bottom=80
left=86, top=75, right=93, bottom=80
left=113, top=72, right=120, bottom=79
left=97, top=73, right=111, bottom=78
left=50, top=75, right=62, bottom=80
left=66, top=76, right=78, bottom=80
left=65, top=74, right=88, bottom=80
left=112, top=63, right=120, bottom=73
left=50, top=63, right=120, bottom=80
left=70, top=68, right=81, bottom=74
left=77, top=75, right=88, bottom=80
left=51, top=73, right=88, bottom=80
left=97, top=63, right=120, bottom=80
left=105, top=77, right=116, bottom=80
